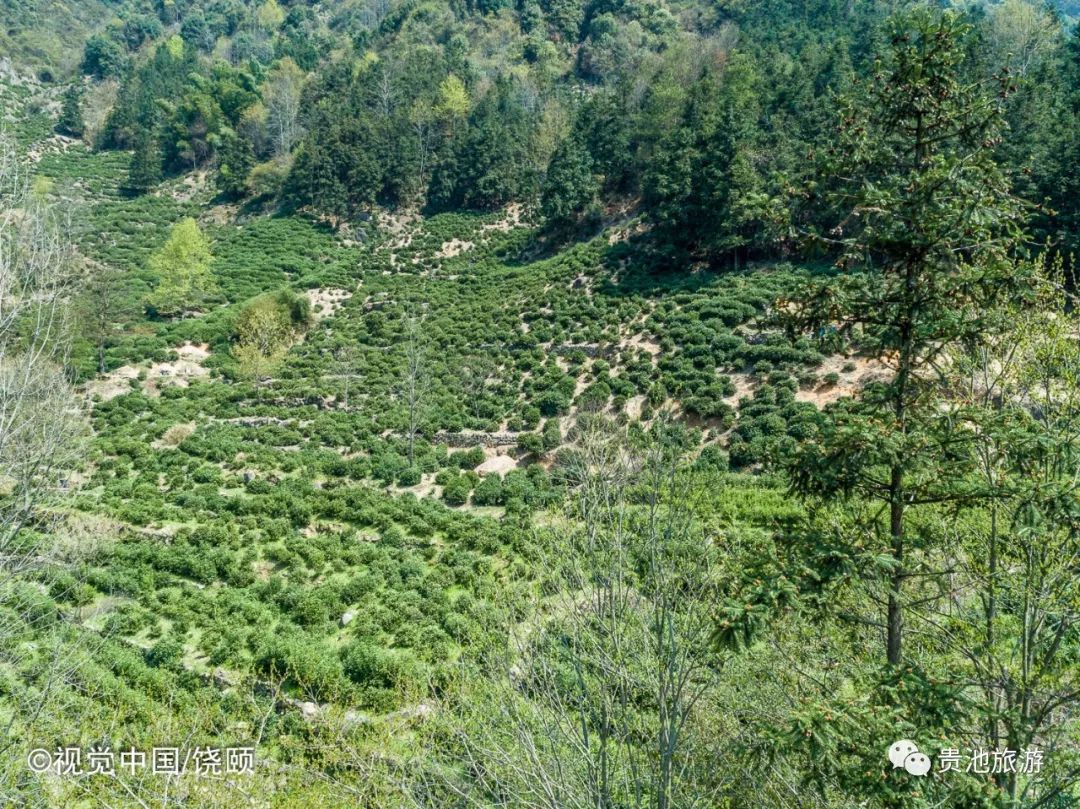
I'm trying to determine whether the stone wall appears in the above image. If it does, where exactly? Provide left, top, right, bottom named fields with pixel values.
left=432, top=431, right=520, bottom=447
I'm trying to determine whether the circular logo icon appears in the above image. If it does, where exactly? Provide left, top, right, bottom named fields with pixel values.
left=26, top=748, right=53, bottom=773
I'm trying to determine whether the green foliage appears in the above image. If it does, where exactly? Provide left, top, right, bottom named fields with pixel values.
left=780, top=7, right=1032, bottom=668
left=125, top=127, right=163, bottom=195
left=541, top=130, right=598, bottom=231
left=442, top=473, right=474, bottom=506
left=82, top=32, right=127, bottom=78
left=7, top=0, right=1080, bottom=805
left=645, top=53, right=772, bottom=264
left=146, top=217, right=217, bottom=317
left=429, top=77, right=538, bottom=211
left=55, top=85, right=84, bottom=138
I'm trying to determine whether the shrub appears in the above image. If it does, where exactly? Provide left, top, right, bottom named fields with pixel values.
left=517, top=432, right=544, bottom=456
left=695, top=444, right=729, bottom=474
left=472, top=474, right=504, bottom=506
left=442, top=474, right=472, bottom=506
left=397, top=466, right=422, bottom=487
left=451, top=446, right=485, bottom=469
left=248, top=157, right=292, bottom=199
left=146, top=637, right=184, bottom=670
left=578, top=381, right=611, bottom=411
left=542, top=418, right=562, bottom=450
left=537, top=389, right=571, bottom=416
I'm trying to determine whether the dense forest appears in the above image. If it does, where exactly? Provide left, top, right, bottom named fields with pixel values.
left=2, top=0, right=1080, bottom=807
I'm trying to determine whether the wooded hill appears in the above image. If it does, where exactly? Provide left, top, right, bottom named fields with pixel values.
left=1, top=1, right=1080, bottom=807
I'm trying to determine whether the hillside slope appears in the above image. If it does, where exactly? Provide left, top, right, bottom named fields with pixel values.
left=0, top=0, right=119, bottom=76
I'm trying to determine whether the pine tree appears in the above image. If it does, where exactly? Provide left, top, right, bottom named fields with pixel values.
left=56, top=86, right=85, bottom=138
left=644, top=54, right=763, bottom=265
left=126, top=128, right=163, bottom=196
left=780, top=8, right=1031, bottom=667
left=430, top=79, right=533, bottom=211
left=217, top=128, right=255, bottom=198
left=540, top=132, right=597, bottom=231
left=80, top=262, right=135, bottom=373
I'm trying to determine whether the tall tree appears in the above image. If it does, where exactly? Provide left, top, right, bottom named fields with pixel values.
left=946, top=272, right=1080, bottom=804
left=217, top=126, right=255, bottom=197
left=263, top=57, right=306, bottom=156
left=644, top=53, right=767, bottom=266
left=0, top=135, right=87, bottom=786
left=56, top=85, right=85, bottom=138
left=125, top=127, right=163, bottom=195
left=332, top=344, right=361, bottom=411
left=778, top=8, right=1030, bottom=667
left=398, top=309, right=429, bottom=467
left=416, top=417, right=724, bottom=808
left=540, top=130, right=597, bottom=231
left=429, top=78, right=536, bottom=211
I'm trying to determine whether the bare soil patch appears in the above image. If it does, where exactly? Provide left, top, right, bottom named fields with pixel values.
left=87, top=342, right=211, bottom=402
left=477, top=452, right=519, bottom=476
left=437, top=238, right=475, bottom=258
left=307, top=288, right=353, bottom=321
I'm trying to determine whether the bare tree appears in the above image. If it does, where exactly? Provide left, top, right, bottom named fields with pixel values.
left=0, top=133, right=87, bottom=798
left=376, top=61, right=400, bottom=120
left=940, top=273, right=1080, bottom=805
left=263, top=58, right=306, bottom=157
left=360, top=0, right=393, bottom=30
left=409, top=414, right=726, bottom=808
left=398, top=308, right=429, bottom=467
left=458, top=355, right=494, bottom=425
left=987, top=0, right=1061, bottom=78
left=333, top=344, right=361, bottom=411
left=0, top=134, right=85, bottom=560
left=410, top=103, right=437, bottom=201
left=80, top=259, right=133, bottom=374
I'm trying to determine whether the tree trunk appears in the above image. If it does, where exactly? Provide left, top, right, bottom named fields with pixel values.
left=887, top=464, right=904, bottom=666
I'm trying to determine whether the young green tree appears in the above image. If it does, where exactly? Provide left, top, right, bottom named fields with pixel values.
left=234, top=297, right=294, bottom=389
left=146, top=218, right=216, bottom=318
left=774, top=8, right=1031, bottom=667
left=435, top=74, right=469, bottom=133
